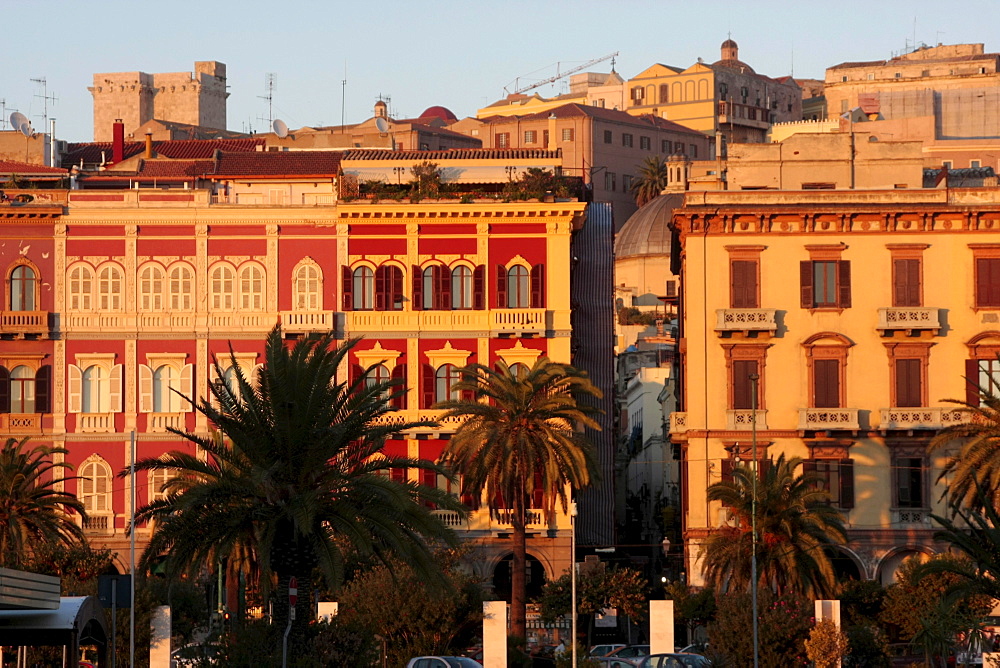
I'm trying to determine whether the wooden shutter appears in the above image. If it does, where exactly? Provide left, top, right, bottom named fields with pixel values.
left=438, top=266, right=452, bottom=310
left=895, top=359, right=922, bottom=407
left=967, top=358, right=982, bottom=406
left=350, top=364, right=363, bottom=396
left=532, top=471, right=544, bottom=509
left=110, top=364, right=123, bottom=413
left=976, top=258, right=1000, bottom=307
left=391, top=363, right=407, bottom=409
left=374, top=266, right=387, bottom=311
left=342, top=266, right=353, bottom=311
left=460, top=367, right=476, bottom=402
left=412, top=265, right=423, bottom=311
left=530, top=263, right=545, bottom=308
left=893, top=259, right=921, bottom=307
left=0, top=367, right=9, bottom=414
left=840, top=459, right=855, bottom=509
left=731, top=260, right=758, bottom=308
left=422, top=364, right=435, bottom=408
left=391, top=267, right=403, bottom=310
left=496, top=265, right=508, bottom=308
left=473, top=265, right=485, bottom=310
left=814, top=359, right=840, bottom=408
left=799, top=261, right=813, bottom=308
left=180, top=364, right=194, bottom=409
left=731, top=360, right=757, bottom=409
left=139, top=365, right=153, bottom=413
left=837, top=260, right=852, bottom=308
left=68, top=364, right=82, bottom=413
left=35, top=365, right=50, bottom=414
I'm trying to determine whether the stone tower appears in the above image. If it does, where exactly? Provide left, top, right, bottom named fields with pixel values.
left=89, top=61, right=228, bottom=142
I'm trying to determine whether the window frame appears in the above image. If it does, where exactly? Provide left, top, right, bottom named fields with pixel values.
left=168, top=263, right=194, bottom=311
left=722, top=343, right=768, bottom=411
left=96, top=264, right=123, bottom=311
left=435, top=364, right=462, bottom=402
left=138, top=263, right=165, bottom=311
left=68, top=264, right=93, bottom=311
left=9, top=262, right=37, bottom=312
left=293, top=261, right=322, bottom=311
left=803, top=333, right=851, bottom=409
left=507, top=265, right=530, bottom=309
left=238, top=263, right=265, bottom=311
left=352, top=266, right=375, bottom=311
left=801, top=245, right=850, bottom=310
left=451, top=265, right=473, bottom=310
left=885, top=342, right=932, bottom=408
left=210, top=263, right=236, bottom=311
left=972, top=244, right=1000, bottom=309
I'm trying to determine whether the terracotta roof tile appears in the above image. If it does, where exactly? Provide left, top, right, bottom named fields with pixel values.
left=342, top=149, right=560, bottom=161
left=212, top=151, right=342, bottom=177
left=63, top=138, right=263, bottom=166
left=481, top=103, right=706, bottom=137
left=136, top=160, right=216, bottom=177
left=0, top=160, right=67, bottom=175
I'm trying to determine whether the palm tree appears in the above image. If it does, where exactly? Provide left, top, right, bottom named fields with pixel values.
left=629, top=155, right=668, bottom=207
left=928, top=376, right=1000, bottom=509
left=0, top=437, right=86, bottom=569
left=701, top=454, right=848, bottom=598
left=436, top=358, right=602, bottom=640
left=129, top=326, right=463, bottom=639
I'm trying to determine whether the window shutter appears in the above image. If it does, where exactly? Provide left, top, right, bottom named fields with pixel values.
left=896, top=359, right=922, bottom=407
left=893, top=259, right=921, bottom=307
left=110, top=364, right=123, bottom=413
left=0, top=367, right=9, bottom=413
left=802, top=459, right=817, bottom=475
left=342, top=266, right=353, bottom=311
left=391, top=267, right=403, bottom=311
left=391, top=363, right=407, bottom=409
left=412, top=265, right=423, bottom=311
left=906, top=259, right=921, bottom=306
left=840, top=459, right=855, bottom=509
left=732, top=360, right=757, bottom=409
left=350, top=363, right=363, bottom=395
left=35, top=365, right=50, bottom=414
left=532, top=471, right=544, bottom=509
left=181, top=364, right=194, bottom=410
left=460, top=367, right=476, bottom=402
left=438, top=266, right=452, bottom=311
left=496, top=265, right=508, bottom=308
left=814, top=359, right=840, bottom=408
left=374, top=266, right=387, bottom=311
left=68, top=364, right=82, bottom=413
left=731, top=260, right=757, bottom=308
left=422, top=364, right=435, bottom=408
left=800, top=261, right=813, bottom=308
left=473, top=265, right=485, bottom=310
left=139, top=365, right=153, bottom=413
left=838, top=260, right=851, bottom=308
left=530, top=264, right=545, bottom=308
left=967, top=359, right=982, bottom=406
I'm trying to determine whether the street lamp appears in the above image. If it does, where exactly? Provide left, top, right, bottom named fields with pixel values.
left=570, top=501, right=578, bottom=668
left=750, top=372, right=760, bottom=668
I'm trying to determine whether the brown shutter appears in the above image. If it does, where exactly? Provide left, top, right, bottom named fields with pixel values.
left=814, top=359, right=840, bottom=408
left=473, top=265, right=485, bottom=310
left=342, top=266, right=353, bottom=311
left=896, top=359, right=922, bottom=407
left=840, top=459, right=855, bottom=509
left=374, top=266, right=387, bottom=311
left=496, top=265, right=508, bottom=308
left=731, top=260, right=757, bottom=308
left=350, top=364, right=364, bottom=396
left=800, top=261, right=813, bottom=308
left=838, top=260, right=851, bottom=308
left=967, top=358, right=982, bottom=406
left=530, top=263, right=545, bottom=308
left=532, top=471, right=544, bottom=509
left=893, top=259, right=921, bottom=307
left=391, top=363, right=407, bottom=409
left=35, top=365, right=50, bottom=414
left=906, top=259, right=921, bottom=306
left=732, top=360, right=757, bottom=409
left=422, top=364, right=435, bottom=408
left=0, top=366, right=9, bottom=413
left=438, top=266, right=452, bottom=310
left=412, top=265, right=423, bottom=311
left=391, top=267, right=403, bottom=310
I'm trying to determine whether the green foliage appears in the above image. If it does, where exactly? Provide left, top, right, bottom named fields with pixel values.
left=25, top=541, right=114, bottom=596
left=706, top=589, right=813, bottom=667
left=410, top=161, right=443, bottom=198
left=616, top=306, right=659, bottom=326
left=843, top=624, right=891, bottom=668
left=839, top=578, right=886, bottom=626
left=537, top=566, right=648, bottom=623
left=805, top=619, right=849, bottom=668
left=335, top=548, right=485, bottom=667
left=629, top=155, right=668, bottom=207
left=211, top=617, right=379, bottom=668
left=665, top=580, right=717, bottom=636
left=502, top=168, right=570, bottom=200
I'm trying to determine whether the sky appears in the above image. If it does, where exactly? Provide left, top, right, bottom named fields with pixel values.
left=4, top=0, right=1000, bottom=143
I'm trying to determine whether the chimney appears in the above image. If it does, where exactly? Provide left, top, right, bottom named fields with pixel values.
left=547, top=112, right=558, bottom=151
left=145, top=131, right=154, bottom=159
left=112, top=119, right=125, bottom=164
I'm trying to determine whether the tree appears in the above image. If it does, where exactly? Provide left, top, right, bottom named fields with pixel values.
left=436, top=358, right=602, bottom=640
left=537, top=566, right=647, bottom=647
left=629, top=155, right=668, bottom=207
left=707, top=589, right=813, bottom=667
left=805, top=619, right=849, bottom=668
left=410, top=161, right=443, bottom=199
left=129, top=327, right=463, bottom=643
left=0, top=437, right=86, bottom=568
left=701, top=454, right=848, bottom=598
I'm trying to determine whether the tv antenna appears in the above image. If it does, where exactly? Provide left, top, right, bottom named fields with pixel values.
left=258, top=72, right=276, bottom=125
left=0, top=101, right=10, bottom=130
left=31, top=77, right=56, bottom=129
left=341, top=62, right=347, bottom=132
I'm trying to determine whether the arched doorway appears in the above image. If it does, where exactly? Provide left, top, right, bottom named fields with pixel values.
left=877, top=548, right=932, bottom=586
left=492, top=553, right=547, bottom=603
left=826, top=547, right=864, bottom=582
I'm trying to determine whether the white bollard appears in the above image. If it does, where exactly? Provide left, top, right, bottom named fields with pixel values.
left=650, top=600, right=675, bottom=655
left=149, top=605, right=171, bottom=668
left=483, top=601, right=507, bottom=668
left=815, top=600, right=842, bottom=668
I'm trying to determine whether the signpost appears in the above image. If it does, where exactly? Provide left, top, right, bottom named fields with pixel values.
left=282, top=576, right=298, bottom=668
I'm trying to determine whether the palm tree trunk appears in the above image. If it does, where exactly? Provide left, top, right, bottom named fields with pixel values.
left=511, top=514, right=527, bottom=640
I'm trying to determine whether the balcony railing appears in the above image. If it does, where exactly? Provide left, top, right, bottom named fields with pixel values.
left=726, top=409, right=767, bottom=430
left=148, top=412, right=186, bottom=432
left=492, top=309, right=546, bottom=334
left=717, top=101, right=771, bottom=126
left=0, top=311, right=49, bottom=338
left=369, top=409, right=468, bottom=429
left=876, top=307, right=940, bottom=333
left=280, top=310, right=333, bottom=334
left=879, top=407, right=967, bottom=430
left=715, top=308, right=777, bottom=334
left=83, top=515, right=112, bottom=532
left=209, top=313, right=275, bottom=330
left=78, top=413, right=114, bottom=433
left=669, top=412, right=688, bottom=434
left=892, top=508, right=931, bottom=527
left=798, top=408, right=860, bottom=430
left=137, top=312, right=195, bottom=329
left=0, top=413, right=42, bottom=434
left=431, top=509, right=466, bottom=529
left=494, top=509, right=545, bottom=528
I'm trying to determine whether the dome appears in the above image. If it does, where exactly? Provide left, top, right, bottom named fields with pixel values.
left=721, top=38, right=738, bottom=49
left=419, top=105, right=458, bottom=122
left=615, top=193, right=684, bottom=259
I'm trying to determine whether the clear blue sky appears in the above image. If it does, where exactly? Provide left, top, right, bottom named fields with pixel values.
left=5, top=0, right=999, bottom=142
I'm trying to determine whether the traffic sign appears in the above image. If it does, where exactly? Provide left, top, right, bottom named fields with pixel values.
left=288, top=576, right=298, bottom=607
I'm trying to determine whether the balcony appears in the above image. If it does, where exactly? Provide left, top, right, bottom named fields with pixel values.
left=82, top=515, right=112, bottom=533
left=726, top=409, right=767, bottom=430
left=148, top=412, right=186, bottom=433
left=493, top=509, right=546, bottom=529
left=280, top=310, right=333, bottom=335
left=78, top=413, right=114, bottom=433
left=798, top=408, right=860, bottom=431
left=209, top=313, right=275, bottom=330
left=369, top=409, right=468, bottom=430
left=717, top=101, right=771, bottom=129
left=669, top=412, right=688, bottom=434
left=879, top=407, right=967, bottom=430
left=892, top=508, right=931, bottom=527
left=715, top=309, right=777, bottom=334
left=431, top=509, right=467, bottom=529
left=137, top=312, right=195, bottom=329
left=876, top=307, right=940, bottom=334
left=0, top=413, right=42, bottom=434
left=0, top=311, right=49, bottom=338
left=491, top=309, right=547, bottom=335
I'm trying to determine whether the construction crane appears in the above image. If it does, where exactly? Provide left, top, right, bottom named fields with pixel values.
left=506, top=52, right=619, bottom=96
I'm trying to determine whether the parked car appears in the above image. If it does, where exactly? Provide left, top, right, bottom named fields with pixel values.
left=170, top=643, right=219, bottom=668
left=590, top=643, right=627, bottom=657
left=593, top=658, right=640, bottom=668
left=676, top=643, right=708, bottom=656
left=636, top=653, right=712, bottom=668
left=607, top=645, right=651, bottom=659
left=405, top=657, right=484, bottom=668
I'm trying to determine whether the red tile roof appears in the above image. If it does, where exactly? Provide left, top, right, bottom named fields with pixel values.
left=136, top=160, right=216, bottom=177
left=480, top=103, right=706, bottom=137
left=212, top=151, right=342, bottom=177
left=63, top=138, right=264, bottom=166
left=0, top=160, right=67, bottom=175
left=342, top=149, right=560, bottom=161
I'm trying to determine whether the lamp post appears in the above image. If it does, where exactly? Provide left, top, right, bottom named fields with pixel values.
left=749, top=372, right=760, bottom=668
left=570, top=501, right=578, bottom=668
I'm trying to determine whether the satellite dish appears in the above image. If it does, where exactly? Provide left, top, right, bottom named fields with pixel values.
left=10, top=112, right=30, bottom=135
left=272, top=119, right=288, bottom=138
left=375, top=117, right=389, bottom=133
left=19, top=122, right=32, bottom=137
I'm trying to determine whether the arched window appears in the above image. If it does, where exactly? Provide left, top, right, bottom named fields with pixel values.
left=81, top=365, right=108, bottom=413
left=97, top=265, right=123, bottom=310
left=659, top=84, right=670, bottom=104
left=436, top=364, right=462, bottom=402
left=507, top=265, right=530, bottom=308
left=294, top=264, right=321, bottom=310
left=353, top=267, right=374, bottom=310
left=211, top=264, right=235, bottom=310
left=10, top=265, right=36, bottom=311
left=68, top=265, right=93, bottom=310
left=148, top=467, right=171, bottom=504
left=239, top=264, right=264, bottom=310
left=509, top=363, right=530, bottom=380
left=452, top=266, right=473, bottom=309
left=169, top=264, right=194, bottom=310
left=80, top=459, right=111, bottom=514
left=422, top=267, right=436, bottom=310
left=366, top=364, right=391, bottom=399
left=152, top=365, right=182, bottom=413
left=10, top=365, right=34, bottom=413
left=139, top=264, right=164, bottom=311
